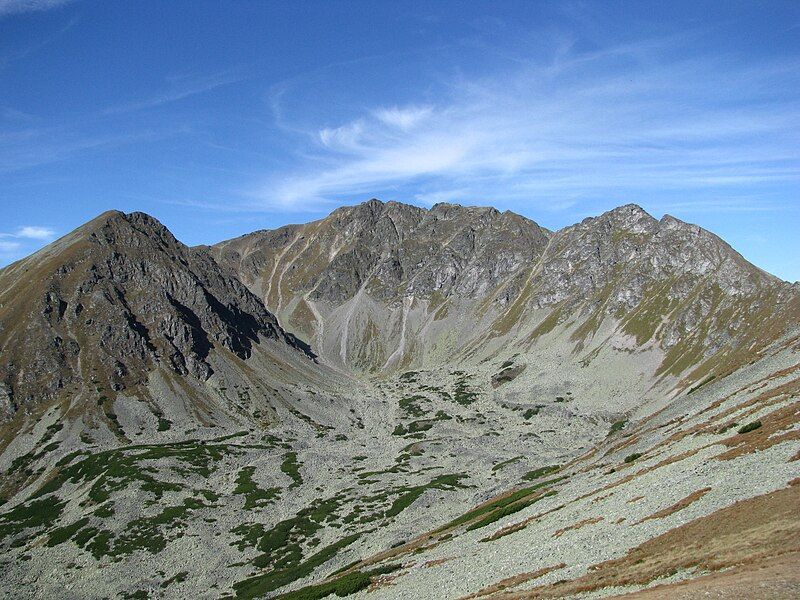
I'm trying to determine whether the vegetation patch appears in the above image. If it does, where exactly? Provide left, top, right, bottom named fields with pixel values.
left=453, top=376, right=479, bottom=406
left=716, top=421, right=739, bottom=435
left=30, top=440, right=235, bottom=505
left=608, top=420, right=627, bottom=435
left=281, top=452, right=303, bottom=488
left=491, top=365, right=525, bottom=388
left=160, top=571, right=189, bottom=588
left=91, top=497, right=207, bottom=559
left=274, top=563, right=402, bottom=600
left=466, top=490, right=557, bottom=531
left=437, top=477, right=565, bottom=533
left=687, top=375, right=716, bottom=395
left=523, top=407, right=540, bottom=420
left=235, top=466, right=281, bottom=509
left=479, top=504, right=565, bottom=543
left=392, top=411, right=451, bottom=437
left=399, top=371, right=419, bottom=383
left=522, top=465, right=561, bottom=481
left=399, top=395, right=427, bottom=418
left=233, top=533, right=361, bottom=598
left=492, top=456, right=523, bottom=472
left=3, top=421, right=65, bottom=496
left=2, top=435, right=274, bottom=553
left=46, top=517, right=90, bottom=547
left=230, top=490, right=352, bottom=583
left=738, top=420, right=762, bottom=434
left=0, top=497, right=66, bottom=545
left=385, top=474, right=468, bottom=518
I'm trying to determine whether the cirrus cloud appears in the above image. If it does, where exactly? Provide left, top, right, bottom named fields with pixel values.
left=253, top=33, right=800, bottom=215
left=0, top=0, right=73, bottom=17
left=16, top=225, right=55, bottom=239
left=0, top=224, right=56, bottom=262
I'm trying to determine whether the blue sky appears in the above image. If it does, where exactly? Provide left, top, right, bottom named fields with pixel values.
left=1, top=1, right=799, bottom=281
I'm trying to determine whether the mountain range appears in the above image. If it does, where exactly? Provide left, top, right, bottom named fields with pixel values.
left=0, top=199, right=798, bottom=599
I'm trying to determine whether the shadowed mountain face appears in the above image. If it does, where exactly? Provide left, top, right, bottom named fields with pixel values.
left=0, top=210, right=313, bottom=421
left=0, top=201, right=798, bottom=600
left=213, top=199, right=799, bottom=383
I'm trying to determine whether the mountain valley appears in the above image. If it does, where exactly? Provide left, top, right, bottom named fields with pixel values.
left=0, top=199, right=798, bottom=599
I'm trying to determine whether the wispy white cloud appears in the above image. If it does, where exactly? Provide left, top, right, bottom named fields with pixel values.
left=0, top=225, right=56, bottom=240
left=0, top=0, right=72, bottom=17
left=103, top=71, right=244, bottom=115
left=0, top=106, right=36, bottom=121
left=16, top=225, right=55, bottom=239
left=0, top=13, right=77, bottom=68
left=374, top=105, right=433, bottom=130
left=319, top=120, right=366, bottom=151
left=414, top=188, right=470, bottom=207
left=0, top=225, right=55, bottom=262
left=0, top=240, right=21, bottom=251
left=0, top=126, right=162, bottom=172
left=251, top=33, right=800, bottom=213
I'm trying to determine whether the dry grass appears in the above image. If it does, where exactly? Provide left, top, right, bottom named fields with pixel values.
left=715, top=400, right=800, bottom=461
left=458, top=563, right=566, bottom=599
left=480, top=504, right=566, bottom=543
left=552, top=516, right=604, bottom=538
left=367, top=572, right=403, bottom=592
left=635, top=488, right=711, bottom=524
left=423, top=557, right=454, bottom=568
left=591, top=492, right=614, bottom=504
left=606, top=551, right=800, bottom=599
left=491, top=481, right=800, bottom=599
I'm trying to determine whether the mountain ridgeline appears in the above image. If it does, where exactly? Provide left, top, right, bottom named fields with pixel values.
left=0, top=200, right=797, bottom=425
left=213, top=199, right=799, bottom=383
left=1, top=199, right=799, bottom=600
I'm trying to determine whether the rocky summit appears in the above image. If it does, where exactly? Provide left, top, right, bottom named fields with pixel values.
left=1, top=199, right=798, bottom=599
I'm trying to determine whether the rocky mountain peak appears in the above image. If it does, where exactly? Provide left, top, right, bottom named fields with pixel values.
left=0, top=211, right=312, bottom=420
left=577, top=203, right=658, bottom=234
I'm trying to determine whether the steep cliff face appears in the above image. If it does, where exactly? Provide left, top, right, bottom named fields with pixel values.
left=0, top=210, right=313, bottom=421
left=213, top=200, right=799, bottom=384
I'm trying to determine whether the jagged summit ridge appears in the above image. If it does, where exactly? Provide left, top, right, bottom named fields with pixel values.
left=213, top=198, right=798, bottom=380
